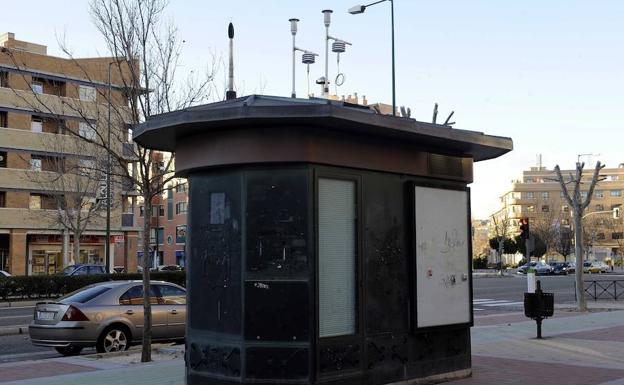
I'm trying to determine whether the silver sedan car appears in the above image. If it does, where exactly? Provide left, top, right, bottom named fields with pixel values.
left=29, top=280, right=186, bottom=356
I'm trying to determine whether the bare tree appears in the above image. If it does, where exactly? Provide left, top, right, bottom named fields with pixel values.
left=2, top=0, right=217, bottom=362
left=554, top=161, right=604, bottom=312
left=531, top=200, right=564, bottom=259
left=20, top=135, right=114, bottom=267
left=489, top=212, right=513, bottom=276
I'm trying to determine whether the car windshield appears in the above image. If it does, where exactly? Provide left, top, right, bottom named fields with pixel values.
left=60, top=265, right=78, bottom=275
left=59, top=285, right=112, bottom=304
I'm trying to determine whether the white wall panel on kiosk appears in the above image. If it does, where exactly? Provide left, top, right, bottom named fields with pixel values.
left=414, top=186, right=470, bottom=328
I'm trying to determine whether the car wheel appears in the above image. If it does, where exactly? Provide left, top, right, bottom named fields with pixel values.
left=97, top=326, right=130, bottom=353
left=55, top=346, right=83, bottom=356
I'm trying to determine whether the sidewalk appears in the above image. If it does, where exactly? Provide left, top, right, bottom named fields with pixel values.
left=1, top=310, right=624, bottom=385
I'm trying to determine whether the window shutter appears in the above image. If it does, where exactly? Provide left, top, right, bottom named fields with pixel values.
left=318, top=178, right=356, bottom=338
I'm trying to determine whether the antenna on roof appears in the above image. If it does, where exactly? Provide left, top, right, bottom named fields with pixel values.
left=432, top=103, right=438, bottom=124
left=443, top=111, right=455, bottom=126
left=226, top=22, right=237, bottom=100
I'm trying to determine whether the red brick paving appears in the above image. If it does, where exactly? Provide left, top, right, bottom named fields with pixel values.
left=0, top=361, right=96, bottom=382
left=553, top=325, right=624, bottom=342
left=449, top=356, right=624, bottom=385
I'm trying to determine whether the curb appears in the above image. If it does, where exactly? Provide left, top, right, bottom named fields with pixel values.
left=0, top=325, right=29, bottom=337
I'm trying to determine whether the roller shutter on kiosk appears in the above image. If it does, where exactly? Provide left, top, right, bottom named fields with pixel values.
left=318, top=178, right=356, bottom=338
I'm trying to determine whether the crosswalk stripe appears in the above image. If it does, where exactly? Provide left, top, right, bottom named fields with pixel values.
left=481, top=301, right=524, bottom=307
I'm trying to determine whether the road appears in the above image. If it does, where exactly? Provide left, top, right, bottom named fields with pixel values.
left=1, top=272, right=622, bottom=363
left=0, top=305, right=34, bottom=327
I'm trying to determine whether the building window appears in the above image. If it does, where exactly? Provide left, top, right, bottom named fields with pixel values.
left=561, top=219, right=569, bottom=226
left=0, top=71, right=7, bottom=87
left=29, top=194, right=42, bottom=209
left=31, top=81, right=43, bottom=94
left=318, top=178, right=356, bottom=338
left=596, top=233, right=606, bottom=240
left=30, top=156, right=42, bottom=171
left=0, top=191, right=5, bottom=207
left=595, top=204, right=604, bottom=211
left=79, top=85, right=97, bottom=102
left=175, top=183, right=187, bottom=193
left=78, top=122, right=96, bottom=141
left=541, top=192, right=549, bottom=199
left=176, top=225, right=186, bottom=244
left=31, top=118, right=43, bottom=133
left=525, top=192, right=534, bottom=199
left=612, top=232, right=623, bottom=240
left=527, top=205, right=535, bottom=213
left=580, top=191, right=588, bottom=199
left=149, top=227, right=165, bottom=245
left=610, top=190, right=622, bottom=197
left=175, top=201, right=187, bottom=215
left=159, top=205, right=165, bottom=216
left=167, top=188, right=174, bottom=220
left=0, top=151, right=6, bottom=168
left=0, top=111, right=6, bottom=127
left=595, top=190, right=604, bottom=198
left=562, top=205, right=569, bottom=213
left=541, top=205, right=549, bottom=213
left=139, top=205, right=144, bottom=217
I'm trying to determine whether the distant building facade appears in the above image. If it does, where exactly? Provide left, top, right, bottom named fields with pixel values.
left=0, top=33, right=139, bottom=275
left=492, top=164, right=624, bottom=262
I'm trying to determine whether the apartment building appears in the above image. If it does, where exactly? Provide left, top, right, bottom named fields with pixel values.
left=492, top=163, right=624, bottom=261
left=135, top=178, right=188, bottom=269
left=0, top=33, right=139, bottom=275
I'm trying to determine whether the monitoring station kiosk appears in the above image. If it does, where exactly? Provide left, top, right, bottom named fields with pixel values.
left=133, top=95, right=512, bottom=385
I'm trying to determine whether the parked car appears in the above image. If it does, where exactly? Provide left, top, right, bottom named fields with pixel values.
left=517, top=261, right=554, bottom=275
left=551, top=262, right=575, bottom=275
left=60, top=264, right=107, bottom=276
left=113, top=266, right=126, bottom=274
left=29, top=280, right=186, bottom=356
left=156, top=265, right=183, bottom=272
left=0, top=270, right=11, bottom=278
left=584, top=261, right=609, bottom=274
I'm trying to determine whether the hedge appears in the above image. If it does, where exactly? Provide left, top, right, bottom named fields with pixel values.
left=0, top=272, right=186, bottom=301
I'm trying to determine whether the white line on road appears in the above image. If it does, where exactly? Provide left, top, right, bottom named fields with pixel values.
left=481, top=301, right=524, bottom=307
left=473, top=300, right=511, bottom=304
left=0, top=315, right=33, bottom=320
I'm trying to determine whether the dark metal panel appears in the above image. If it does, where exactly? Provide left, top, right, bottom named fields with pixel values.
left=245, top=168, right=309, bottom=278
left=244, top=281, right=309, bottom=342
left=188, top=171, right=242, bottom=334
left=188, top=342, right=241, bottom=378
left=362, top=172, right=409, bottom=334
left=245, top=347, right=309, bottom=380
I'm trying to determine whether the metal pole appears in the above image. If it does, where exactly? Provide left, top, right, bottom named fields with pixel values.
left=106, top=62, right=112, bottom=273
left=324, top=24, right=329, bottom=96
left=155, top=204, right=159, bottom=267
left=390, top=0, right=396, bottom=116
left=292, top=34, right=296, bottom=98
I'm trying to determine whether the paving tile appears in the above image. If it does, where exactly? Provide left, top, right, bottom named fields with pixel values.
left=553, top=325, right=624, bottom=342
left=448, top=356, right=624, bottom=385
left=0, top=361, right=95, bottom=382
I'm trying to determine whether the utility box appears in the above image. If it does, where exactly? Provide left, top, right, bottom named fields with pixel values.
left=133, top=95, right=512, bottom=385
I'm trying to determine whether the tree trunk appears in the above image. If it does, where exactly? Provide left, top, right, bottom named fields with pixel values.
left=73, top=235, right=81, bottom=265
left=573, top=208, right=587, bottom=312
left=141, top=199, right=152, bottom=363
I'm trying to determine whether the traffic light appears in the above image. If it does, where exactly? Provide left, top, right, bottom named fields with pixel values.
left=519, top=218, right=530, bottom=239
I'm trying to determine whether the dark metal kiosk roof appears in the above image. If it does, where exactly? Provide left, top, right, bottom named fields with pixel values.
left=133, top=95, right=512, bottom=162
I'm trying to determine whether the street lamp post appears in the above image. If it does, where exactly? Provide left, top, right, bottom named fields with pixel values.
left=349, top=0, right=396, bottom=116
left=105, top=62, right=113, bottom=273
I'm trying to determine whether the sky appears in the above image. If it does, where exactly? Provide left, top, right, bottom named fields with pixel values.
left=2, top=0, right=623, bottom=218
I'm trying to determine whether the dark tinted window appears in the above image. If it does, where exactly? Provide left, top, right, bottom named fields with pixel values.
left=119, top=285, right=161, bottom=305
left=73, top=266, right=88, bottom=276
left=60, top=286, right=112, bottom=304
left=158, top=285, right=186, bottom=305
